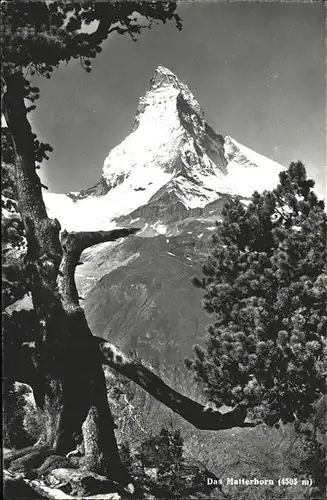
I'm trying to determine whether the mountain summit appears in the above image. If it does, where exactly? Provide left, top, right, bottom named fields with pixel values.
left=44, top=66, right=284, bottom=231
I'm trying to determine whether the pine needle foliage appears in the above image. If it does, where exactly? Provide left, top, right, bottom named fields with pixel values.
left=186, top=162, right=326, bottom=426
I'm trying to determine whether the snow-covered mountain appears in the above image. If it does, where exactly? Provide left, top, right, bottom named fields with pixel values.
left=7, top=67, right=289, bottom=467
left=44, top=66, right=284, bottom=231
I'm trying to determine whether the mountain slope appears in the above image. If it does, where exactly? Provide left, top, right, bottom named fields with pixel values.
left=44, top=66, right=284, bottom=231
left=80, top=235, right=208, bottom=366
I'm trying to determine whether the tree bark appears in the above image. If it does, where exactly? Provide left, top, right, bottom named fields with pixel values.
left=98, top=340, right=253, bottom=430
left=2, top=71, right=133, bottom=485
left=3, top=331, right=254, bottom=435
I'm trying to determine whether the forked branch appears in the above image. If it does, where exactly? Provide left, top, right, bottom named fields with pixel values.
left=58, top=228, right=140, bottom=307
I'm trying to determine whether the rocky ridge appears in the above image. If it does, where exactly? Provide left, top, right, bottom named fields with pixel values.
left=44, top=66, right=284, bottom=232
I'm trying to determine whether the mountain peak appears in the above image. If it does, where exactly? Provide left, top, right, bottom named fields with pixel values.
left=156, top=65, right=175, bottom=75
left=149, top=65, right=183, bottom=90
left=127, top=64, right=202, bottom=140
left=44, top=69, right=284, bottom=231
left=154, top=65, right=176, bottom=78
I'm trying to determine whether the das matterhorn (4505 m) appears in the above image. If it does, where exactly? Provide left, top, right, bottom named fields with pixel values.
left=44, top=66, right=284, bottom=232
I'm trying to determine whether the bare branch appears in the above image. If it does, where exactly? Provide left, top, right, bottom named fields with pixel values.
left=58, top=228, right=140, bottom=308
left=97, top=339, right=256, bottom=431
left=60, top=228, right=139, bottom=256
left=5, top=330, right=256, bottom=431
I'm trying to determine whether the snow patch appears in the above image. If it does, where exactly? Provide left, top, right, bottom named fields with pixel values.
left=152, top=222, right=167, bottom=235
left=130, top=217, right=141, bottom=224
left=6, top=294, right=33, bottom=314
left=221, top=136, right=284, bottom=197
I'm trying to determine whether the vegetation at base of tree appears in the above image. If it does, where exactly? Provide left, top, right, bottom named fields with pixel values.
left=119, top=428, right=221, bottom=499
left=3, top=383, right=35, bottom=450
left=186, top=162, right=326, bottom=427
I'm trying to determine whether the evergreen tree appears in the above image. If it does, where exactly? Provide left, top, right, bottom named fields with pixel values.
left=134, top=427, right=219, bottom=498
left=136, top=427, right=184, bottom=477
left=187, top=162, right=326, bottom=426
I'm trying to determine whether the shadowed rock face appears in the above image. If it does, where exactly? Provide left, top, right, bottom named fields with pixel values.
left=82, top=236, right=209, bottom=365
left=67, top=177, right=111, bottom=202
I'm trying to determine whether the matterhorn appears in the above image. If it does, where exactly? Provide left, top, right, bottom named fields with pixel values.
left=42, top=66, right=286, bottom=404
left=44, top=66, right=284, bottom=232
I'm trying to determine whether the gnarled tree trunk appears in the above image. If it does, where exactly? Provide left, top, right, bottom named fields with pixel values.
left=2, top=71, right=133, bottom=486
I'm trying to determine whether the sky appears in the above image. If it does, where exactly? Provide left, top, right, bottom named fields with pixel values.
left=30, top=0, right=326, bottom=199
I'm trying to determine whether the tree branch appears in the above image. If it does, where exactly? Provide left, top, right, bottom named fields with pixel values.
left=5, top=330, right=256, bottom=431
left=58, top=228, right=140, bottom=309
left=97, top=339, right=256, bottom=431
left=77, top=2, right=181, bottom=48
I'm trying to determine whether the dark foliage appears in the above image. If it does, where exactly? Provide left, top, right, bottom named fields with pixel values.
left=3, top=383, right=34, bottom=450
left=120, top=427, right=221, bottom=499
left=186, top=162, right=326, bottom=426
left=288, top=409, right=327, bottom=499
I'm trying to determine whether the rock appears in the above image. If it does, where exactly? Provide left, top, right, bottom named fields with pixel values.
left=3, top=470, right=44, bottom=500
left=4, top=470, right=122, bottom=500
left=27, top=480, right=73, bottom=499
left=84, top=494, right=121, bottom=500
left=36, top=455, right=74, bottom=478
left=47, top=468, right=122, bottom=497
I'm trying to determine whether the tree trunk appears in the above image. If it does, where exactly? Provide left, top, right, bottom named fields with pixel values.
left=2, top=72, right=130, bottom=485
